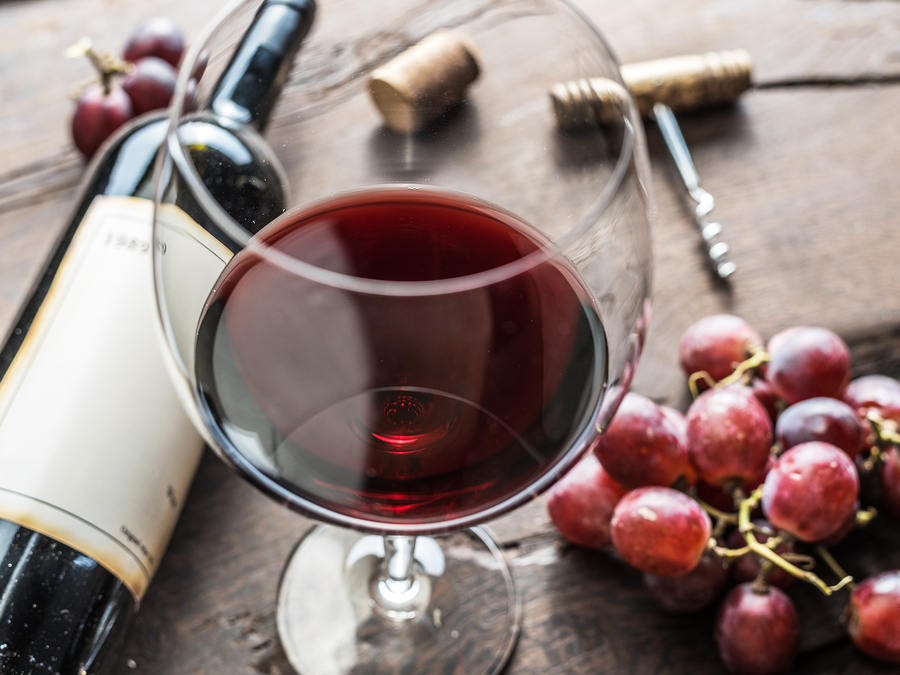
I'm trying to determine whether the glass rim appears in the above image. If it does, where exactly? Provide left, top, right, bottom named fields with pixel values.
left=163, top=0, right=639, bottom=298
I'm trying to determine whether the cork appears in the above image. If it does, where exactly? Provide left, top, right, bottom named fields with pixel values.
left=369, top=30, right=481, bottom=134
left=551, top=49, right=753, bottom=129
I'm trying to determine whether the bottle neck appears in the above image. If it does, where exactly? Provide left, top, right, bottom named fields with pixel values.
left=207, top=0, right=316, bottom=131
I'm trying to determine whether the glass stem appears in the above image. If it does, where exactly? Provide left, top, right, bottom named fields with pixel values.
left=383, top=535, right=417, bottom=592
left=372, top=535, right=429, bottom=620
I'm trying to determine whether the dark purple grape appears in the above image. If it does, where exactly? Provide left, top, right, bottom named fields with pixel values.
left=593, top=393, right=692, bottom=489
left=694, top=479, right=738, bottom=512
left=694, top=454, right=773, bottom=513
left=727, top=520, right=795, bottom=590
left=844, top=374, right=900, bottom=422
left=881, top=446, right=900, bottom=520
left=643, top=553, right=729, bottom=613
left=775, top=396, right=864, bottom=459
left=610, top=486, right=712, bottom=577
left=765, top=326, right=851, bottom=404
left=546, top=454, right=628, bottom=549
left=761, top=441, right=858, bottom=542
left=715, top=583, right=799, bottom=675
left=686, top=386, right=773, bottom=486
left=678, top=314, right=764, bottom=382
left=71, top=83, right=134, bottom=159
left=122, top=17, right=185, bottom=67
left=846, top=570, right=900, bottom=663
left=121, top=56, right=178, bottom=115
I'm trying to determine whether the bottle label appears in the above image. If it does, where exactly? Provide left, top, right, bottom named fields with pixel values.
left=153, top=202, right=234, bottom=423
left=0, top=196, right=216, bottom=602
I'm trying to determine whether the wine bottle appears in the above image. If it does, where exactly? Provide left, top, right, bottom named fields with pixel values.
left=0, top=1, right=315, bottom=673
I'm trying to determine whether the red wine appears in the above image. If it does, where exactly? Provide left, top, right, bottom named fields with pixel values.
left=196, top=187, right=607, bottom=527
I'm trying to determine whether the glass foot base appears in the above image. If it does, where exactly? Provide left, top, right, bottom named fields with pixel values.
left=276, top=525, right=521, bottom=675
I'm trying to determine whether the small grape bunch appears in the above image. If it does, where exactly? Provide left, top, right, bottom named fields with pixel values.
left=546, top=313, right=900, bottom=674
left=66, top=17, right=188, bottom=159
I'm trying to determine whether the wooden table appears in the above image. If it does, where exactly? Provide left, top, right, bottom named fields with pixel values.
left=2, top=0, right=900, bottom=673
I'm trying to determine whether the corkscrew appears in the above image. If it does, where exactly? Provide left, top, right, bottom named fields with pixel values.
left=652, top=101, right=735, bottom=279
left=550, top=49, right=753, bottom=281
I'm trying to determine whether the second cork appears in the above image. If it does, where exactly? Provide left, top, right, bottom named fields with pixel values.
left=369, top=30, right=481, bottom=134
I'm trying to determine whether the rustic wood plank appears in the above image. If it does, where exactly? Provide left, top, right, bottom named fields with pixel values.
left=632, top=84, right=900, bottom=409
left=571, top=0, right=900, bottom=84
left=2, top=0, right=900, bottom=188
left=1, top=0, right=900, bottom=673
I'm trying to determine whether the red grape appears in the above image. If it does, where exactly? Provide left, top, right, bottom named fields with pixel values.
left=727, top=520, right=795, bottom=590
left=122, top=16, right=185, bottom=67
left=686, top=386, right=773, bottom=486
left=661, top=406, right=698, bottom=486
left=846, top=570, right=900, bottom=663
left=610, top=486, right=712, bottom=576
left=593, top=393, right=692, bottom=489
left=844, top=374, right=900, bottom=422
left=643, top=553, right=729, bottom=613
left=762, top=326, right=804, bottom=366
left=660, top=404, right=688, bottom=440
left=881, top=446, right=900, bottom=520
left=775, top=396, right=864, bottom=459
left=678, top=314, right=763, bottom=382
left=750, top=376, right=780, bottom=422
left=761, top=441, right=858, bottom=542
left=71, top=83, right=134, bottom=159
left=546, top=454, right=628, bottom=549
left=818, top=500, right=858, bottom=546
left=765, top=326, right=851, bottom=404
left=715, top=583, right=799, bottom=675
left=121, top=56, right=178, bottom=115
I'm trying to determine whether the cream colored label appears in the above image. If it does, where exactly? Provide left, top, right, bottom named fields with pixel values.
left=153, top=202, right=234, bottom=447
left=0, top=196, right=208, bottom=601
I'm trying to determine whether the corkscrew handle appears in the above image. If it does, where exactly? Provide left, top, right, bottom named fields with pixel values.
left=550, top=49, right=753, bottom=127
left=622, top=49, right=752, bottom=119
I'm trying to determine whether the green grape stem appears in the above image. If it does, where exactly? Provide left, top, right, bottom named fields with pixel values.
left=815, top=545, right=856, bottom=591
left=868, top=410, right=900, bottom=445
left=865, top=410, right=900, bottom=472
left=697, top=500, right=739, bottom=527
left=688, top=371, right=717, bottom=400
left=856, top=507, right=877, bottom=527
left=64, top=37, right=133, bottom=94
left=738, top=487, right=853, bottom=596
left=687, top=347, right=770, bottom=399
left=716, top=350, right=770, bottom=388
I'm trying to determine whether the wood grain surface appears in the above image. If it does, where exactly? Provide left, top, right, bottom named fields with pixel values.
left=2, top=0, right=900, bottom=673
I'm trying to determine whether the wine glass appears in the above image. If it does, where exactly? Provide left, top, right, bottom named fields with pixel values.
left=152, top=0, right=653, bottom=673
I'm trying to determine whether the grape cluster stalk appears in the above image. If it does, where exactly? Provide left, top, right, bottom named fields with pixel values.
left=548, top=314, right=900, bottom=674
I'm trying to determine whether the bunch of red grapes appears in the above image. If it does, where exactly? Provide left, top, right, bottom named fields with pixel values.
left=548, top=314, right=900, bottom=674
left=68, top=17, right=202, bottom=158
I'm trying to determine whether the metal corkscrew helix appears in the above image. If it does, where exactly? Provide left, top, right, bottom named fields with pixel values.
left=651, top=101, right=736, bottom=279
left=549, top=49, right=753, bottom=281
